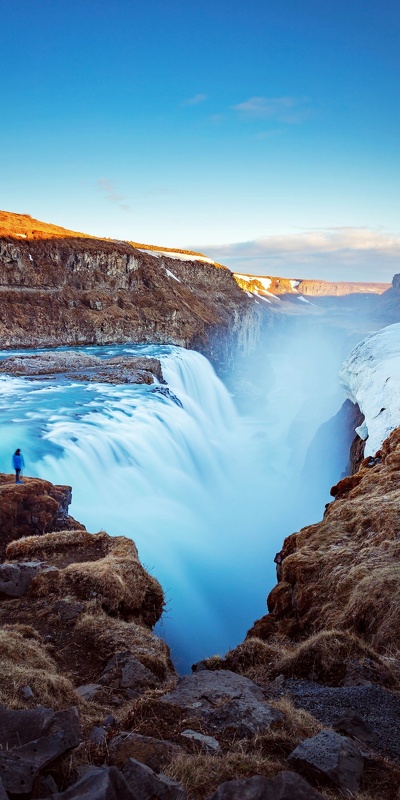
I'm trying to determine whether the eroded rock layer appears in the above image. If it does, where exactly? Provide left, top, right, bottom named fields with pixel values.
left=0, top=216, right=262, bottom=371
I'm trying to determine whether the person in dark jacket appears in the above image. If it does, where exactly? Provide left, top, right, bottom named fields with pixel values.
left=12, top=449, right=25, bottom=484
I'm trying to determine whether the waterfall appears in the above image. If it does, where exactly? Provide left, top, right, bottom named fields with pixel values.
left=0, top=337, right=347, bottom=672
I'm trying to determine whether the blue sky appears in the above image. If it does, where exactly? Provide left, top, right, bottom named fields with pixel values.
left=1, top=0, right=399, bottom=280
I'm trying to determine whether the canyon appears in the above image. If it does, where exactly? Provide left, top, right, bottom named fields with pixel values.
left=1, top=210, right=400, bottom=799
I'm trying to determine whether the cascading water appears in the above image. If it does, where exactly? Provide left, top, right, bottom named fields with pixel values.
left=0, top=335, right=348, bottom=672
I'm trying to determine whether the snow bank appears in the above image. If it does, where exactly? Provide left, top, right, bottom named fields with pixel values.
left=340, top=323, right=400, bottom=455
left=138, top=249, right=214, bottom=264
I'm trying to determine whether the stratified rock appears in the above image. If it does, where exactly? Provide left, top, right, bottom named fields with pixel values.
left=49, top=766, right=136, bottom=799
left=160, top=670, right=283, bottom=736
left=0, top=214, right=261, bottom=374
left=122, top=758, right=187, bottom=800
left=108, top=732, right=184, bottom=772
left=288, top=729, right=364, bottom=792
left=180, top=729, right=221, bottom=752
left=207, top=771, right=324, bottom=800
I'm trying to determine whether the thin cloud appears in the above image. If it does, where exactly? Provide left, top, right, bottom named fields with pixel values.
left=232, top=96, right=311, bottom=123
left=97, top=179, right=130, bottom=212
left=194, top=228, right=400, bottom=283
left=183, top=93, right=207, bottom=106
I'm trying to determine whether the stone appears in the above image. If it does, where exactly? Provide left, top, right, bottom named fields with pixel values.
left=207, top=771, right=324, bottom=799
left=49, top=765, right=136, bottom=799
left=33, top=773, right=59, bottom=796
left=333, top=710, right=379, bottom=746
left=88, top=726, right=107, bottom=745
left=0, top=706, right=80, bottom=793
left=288, top=729, right=364, bottom=793
left=76, top=684, right=103, bottom=702
left=180, top=729, right=221, bottom=752
left=0, top=729, right=81, bottom=794
left=122, top=758, right=186, bottom=800
left=160, top=670, right=283, bottom=736
left=99, top=651, right=157, bottom=691
left=108, top=731, right=185, bottom=773
left=20, top=684, right=35, bottom=700
left=103, top=714, right=116, bottom=728
left=0, top=561, right=56, bottom=597
left=0, top=705, right=80, bottom=749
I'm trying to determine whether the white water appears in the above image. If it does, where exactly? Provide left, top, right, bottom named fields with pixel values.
left=0, top=337, right=348, bottom=672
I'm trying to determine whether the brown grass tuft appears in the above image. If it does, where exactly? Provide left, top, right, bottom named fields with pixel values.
left=74, top=609, right=173, bottom=681
left=0, top=625, right=78, bottom=709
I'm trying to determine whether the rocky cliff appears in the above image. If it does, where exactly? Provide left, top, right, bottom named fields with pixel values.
left=234, top=272, right=390, bottom=298
left=3, top=476, right=395, bottom=799
left=0, top=212, right=263, bottom=374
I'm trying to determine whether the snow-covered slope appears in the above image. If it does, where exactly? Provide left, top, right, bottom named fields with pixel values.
left=340, top=323, right=400, bottom=455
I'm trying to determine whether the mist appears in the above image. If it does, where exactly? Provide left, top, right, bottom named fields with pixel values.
left=0, top=312, right=368, bottom=672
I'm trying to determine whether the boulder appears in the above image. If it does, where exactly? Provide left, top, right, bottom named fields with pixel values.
left=288, top=729, right=364, bottom=792
left=100, top=651, right=158, bottom=691
left=160, top=670, right=283, bottom=736
left=122, top=758, right=187, bottom=800
left=49, top=765, right=136, bottom=799
left=0, top=705, right=80, bottom=749
left=332, top=710, right=379, bottom=746
left=207, top=771, right=324, bottom=799
left=0, top=706, right=80, bottom=793
left=108, top=731, right=185, bottom=772
left=0, top=729, right=81, bottom=794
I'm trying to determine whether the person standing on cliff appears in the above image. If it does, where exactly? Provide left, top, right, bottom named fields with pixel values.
left=12, top=448, right=25, bottom=484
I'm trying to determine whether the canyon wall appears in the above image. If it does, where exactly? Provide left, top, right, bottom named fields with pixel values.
left=0, top=221, right=263, bottom=372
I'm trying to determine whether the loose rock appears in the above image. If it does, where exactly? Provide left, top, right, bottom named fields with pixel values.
left=288, top=729, right=364, bottom=792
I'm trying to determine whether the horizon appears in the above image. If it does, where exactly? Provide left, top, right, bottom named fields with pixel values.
left=1, top=0, right=399, bottom=282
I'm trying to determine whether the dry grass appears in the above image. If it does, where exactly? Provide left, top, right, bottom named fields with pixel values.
left=11, top=529, right=165, bottom=626
left=0, top=625, right=78, bottom=709
left=259, top=428, right=400, bottom=678
left=166, top=750, right=283, bottom=800
left=74, top=609, right=173, bottom=681
left=166, top=698, right=323, bottom=800
left=6, top=529, right=137, bottom=563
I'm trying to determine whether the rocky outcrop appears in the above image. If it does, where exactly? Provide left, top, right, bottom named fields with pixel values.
left=0, top=350, right=165, bottom=384
left=1, top=474, right=399, bottom=798
left=0, top=213, right=263, bottom=373
left=0, top=475, right=83, bottom=558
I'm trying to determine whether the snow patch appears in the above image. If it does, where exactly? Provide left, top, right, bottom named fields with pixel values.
left=297, top=296, right=311, bottom=304
left=29, top=254, right=33, bottom=262
left=256, top=277, right=272, bottom=291
left=139, top=249, right=213, bottom=264
left=340, top=323, right=400, bottom=455
left=165, top=268, right=181, bottom=283
left=290, top=279, right=300, bottom=290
